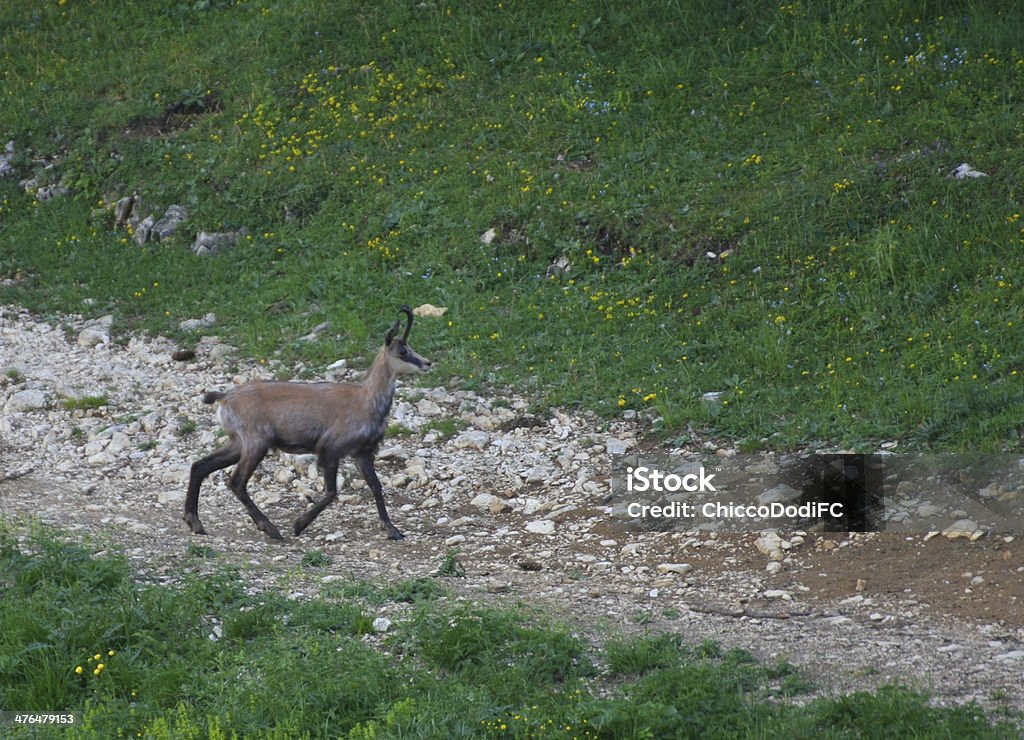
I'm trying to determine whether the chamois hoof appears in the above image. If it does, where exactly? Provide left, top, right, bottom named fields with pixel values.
left=183, top=513, right=207, bottom=535
left=293, top=514, right=312, bottom=537
left=385, top=527, right=405, bottom=541
left=256, top=519, right=283, bottom=540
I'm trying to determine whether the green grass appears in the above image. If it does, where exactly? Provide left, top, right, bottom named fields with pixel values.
left=1, top=1, right=1023, bottom=449
left=0, top=520, right=1018, bottom=738
left=61, top=395, right=108, bottom=412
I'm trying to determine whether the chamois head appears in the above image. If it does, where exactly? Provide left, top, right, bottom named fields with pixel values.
left=384, top=305, right=431, bottom=374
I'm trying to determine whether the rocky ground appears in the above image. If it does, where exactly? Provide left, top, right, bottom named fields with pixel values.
left=2, top=305, right=1023, bottom=717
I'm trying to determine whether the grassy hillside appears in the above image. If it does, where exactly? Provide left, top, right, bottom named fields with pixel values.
left=2, top=0, right=1023, bottom=449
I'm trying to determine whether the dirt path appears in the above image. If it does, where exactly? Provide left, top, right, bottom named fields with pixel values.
left=2, top=305, right=1023, bottom=714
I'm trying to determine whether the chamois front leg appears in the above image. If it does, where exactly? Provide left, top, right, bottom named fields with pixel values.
left=293, top=455, right=341, bottom=536
left=354, top=452, right=404, bottom=540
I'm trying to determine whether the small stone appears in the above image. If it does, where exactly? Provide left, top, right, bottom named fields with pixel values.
left=755, top=530, right=786, bottom=556
left=763, top=589, right=791, bottom=601
left=469, top=493, right=511, bottom=514
left=36, top=183, right=69, bottom=201
left=470, top=493, right=500, bottom=510
left=412, top=304, right=447, bottom=318
left=133, top=215, right=155, bottom=246
left=114, top=194, right=137, bottom=225
left=255, top=490, right=283, bottom=506
left=4, top=388, right=47, bottom=412
left=444, top=534, right=466, bottom=546
left=951, top=163, right=987, bottom=180
left=415, top=399, right=443, bottom=417
left=87, top=451, right=115, bottom=466
left=546, top=255, right=571, bottom=279
left=192, top=230, right=241, bottom=257
left=152, top=204, right=188, bottom=241
left=523, top=465, right=551, bottom=484
left=605, top=437, right=631, bottom=455
left=77, top=326, right=108, bottom=347
left=274, top=468, right=296, bottom=485
left=0, top=140, right=15, bottom=177
left=756, top=484, right=800, bottom=505
left=453, top=430, right=489, bottom=450
left=488, top=498, right=512, bottom=514
left=179, top=313, right=217, bottom=332
left=77, top=315, right=114, bottom=347
left=525, top=520, right=555, bottom=535
left=656, top=563, right=692, bottom=575
left=942, top=519, right=979, bottom=539
left=372, top=617, right=392, bottom=633
left=107, top=432, right=131, bottom=453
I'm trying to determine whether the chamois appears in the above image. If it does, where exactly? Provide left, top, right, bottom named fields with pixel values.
left=183, top=305, right=431, bottom=541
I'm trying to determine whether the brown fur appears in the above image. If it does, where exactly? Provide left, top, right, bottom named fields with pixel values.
left=183, top=307, right=430, bottom=541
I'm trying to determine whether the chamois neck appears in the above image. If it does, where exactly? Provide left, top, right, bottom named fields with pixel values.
left=362, top=347, right=398, bottom=410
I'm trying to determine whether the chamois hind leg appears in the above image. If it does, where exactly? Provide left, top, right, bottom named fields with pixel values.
left=293, top=455, right=340, bottom=536
left=185, top=443, right=241, bottom=535
left=354, top=452, right=404, bottom=540
left=228, top=447, right=283, bottom=540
